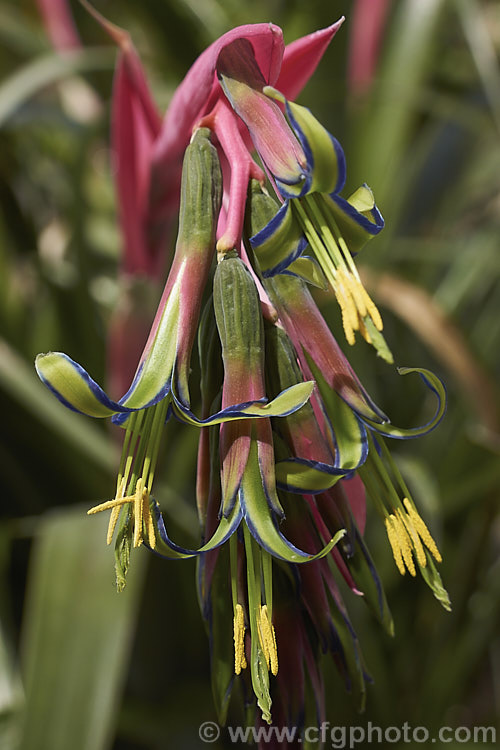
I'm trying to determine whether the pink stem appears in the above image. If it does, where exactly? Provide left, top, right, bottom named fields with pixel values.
left=200, top=99, right=264, bottom=251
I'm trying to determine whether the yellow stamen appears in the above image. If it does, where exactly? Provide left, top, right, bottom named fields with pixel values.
left=345, top=269, right=368, bottom=319
left=334, top=266, right=384, bottom=346
left=87, top=477, right=153, bottom=549
left=87, top=496, right=130, bottom=515
left=403, top=498, right=442, bottom=563
left=258, top=605, right=278, bottom=676
left=385, top=514, right=416, bottom=576
left=337, top=298, right=356, bottom=345
left=88, top=477, right=128, bottom=545
left=397, top=508, right=426, bottom=568
left=394, top=513, right=416, bottom=576
left=385, top=516, right=405, bottom=576
left=359, top=284, right=383, bottom=331
left=233, top=603, right=247, bottom=674
left=142, top=491, right=156, bottom=549
left=133, top=477, right=144, bottom=548
left=335, top=268, right=358, bottom=345
left=107, top=506, right=122, bottom=546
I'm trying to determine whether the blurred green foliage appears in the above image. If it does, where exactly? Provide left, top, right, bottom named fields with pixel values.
left=0, top=0, right=499, bottom=748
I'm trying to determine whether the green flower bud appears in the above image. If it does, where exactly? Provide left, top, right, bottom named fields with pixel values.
left=213, top=254, right=264, bottom=368
left=177, top=127, right=222, bottom=251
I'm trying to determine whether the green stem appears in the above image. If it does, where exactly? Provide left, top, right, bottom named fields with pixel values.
left=262, top=549, right=273, bottom=621
left=365, top=432, right=404, bottom=511
left=144, top=398, right=170, bottom=491
left=229, top=532, right=239, bottom=616
left=377, top=435, right=415, bottom=503
left=292, top=199, right=337, bottom=290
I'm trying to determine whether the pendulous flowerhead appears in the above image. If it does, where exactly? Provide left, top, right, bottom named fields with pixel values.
left=36, top=9, right=450, bottom=732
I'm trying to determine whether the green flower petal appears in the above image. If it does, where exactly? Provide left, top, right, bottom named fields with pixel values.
left=283, top=255, right=328, bottom=289
left=305, top=354, right=368, bottom=471
left=320, top=186, right=384, bottom=257
left=264, top=87, right=346, bottom=197
left=150, top=498, right=242, bottom=560
left=275, top=459, right=342, bottom=493
left=249, top=195, right=307, bottom=277
left=35, top=352, right=128, bottom=418
left=240, top=438, right=345, bottom=562
left=174, top=381, right=315, bottom=426
left=119, top=278, right=181, bottom=410
left=362, top=367, right=447, bottom=439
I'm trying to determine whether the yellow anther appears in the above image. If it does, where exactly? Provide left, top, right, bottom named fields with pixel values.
left=334, top=266, right=384, bottom=346
left=397, top=508, right=426, bottom=568
left=133, top=477, right=145, bottom=548
left=345, top=270, right=368, bottom=319
left=337, top=294, right=356, bottom=345
left=385, top=516, right=406, bottom=576
left=87, top=476, right=129, bottom=545
left=107, top=506, right=122, bottom=546
left=385, top=514, right=416, bottom=576
left=87, top=476, right=152, bottom=549
left=233, top=603, right=247, bottom=675
left=335, top=268, right=358, bottom=345
left=142, top=491, right=156, bottom=550
left=258, top=605, right=278, bottom=676
left=344, top=269, right=384, bottom=333
left=403, top=498, right=442, bottom=563
left=394, top=513, right=416, bottom=576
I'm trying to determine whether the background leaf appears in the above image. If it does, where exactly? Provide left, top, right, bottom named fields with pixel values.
left=19, top=508, right=147, bottom=750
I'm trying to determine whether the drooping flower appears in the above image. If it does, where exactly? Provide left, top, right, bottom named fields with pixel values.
left=35, top=11, right=451, bottom=732
left=152, top=252, right=345, bottom=722
left=35, top=129, right=315, bottom=588
left=149, top=253, right=339, bottom=564
left=244, top=181, right=449, bottom=608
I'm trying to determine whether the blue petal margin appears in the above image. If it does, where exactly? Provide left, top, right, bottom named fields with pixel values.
left=360, top=368, right=447, bottom=440
left=249, top=200, right=309, bottom=277
left=149, top=499, right=243, bottom=558
left=275, top=456, right=349, bottom=495
left=284, top=100, right=347, bottom=197
left=329, top=190, right=385, bottom=238
left=35, top=352, right=132, bottom=416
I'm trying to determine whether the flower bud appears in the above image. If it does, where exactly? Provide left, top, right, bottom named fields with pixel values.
left=177, top=127, right=222, bottom=252
left=213, top=254, right=264, bottom=375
